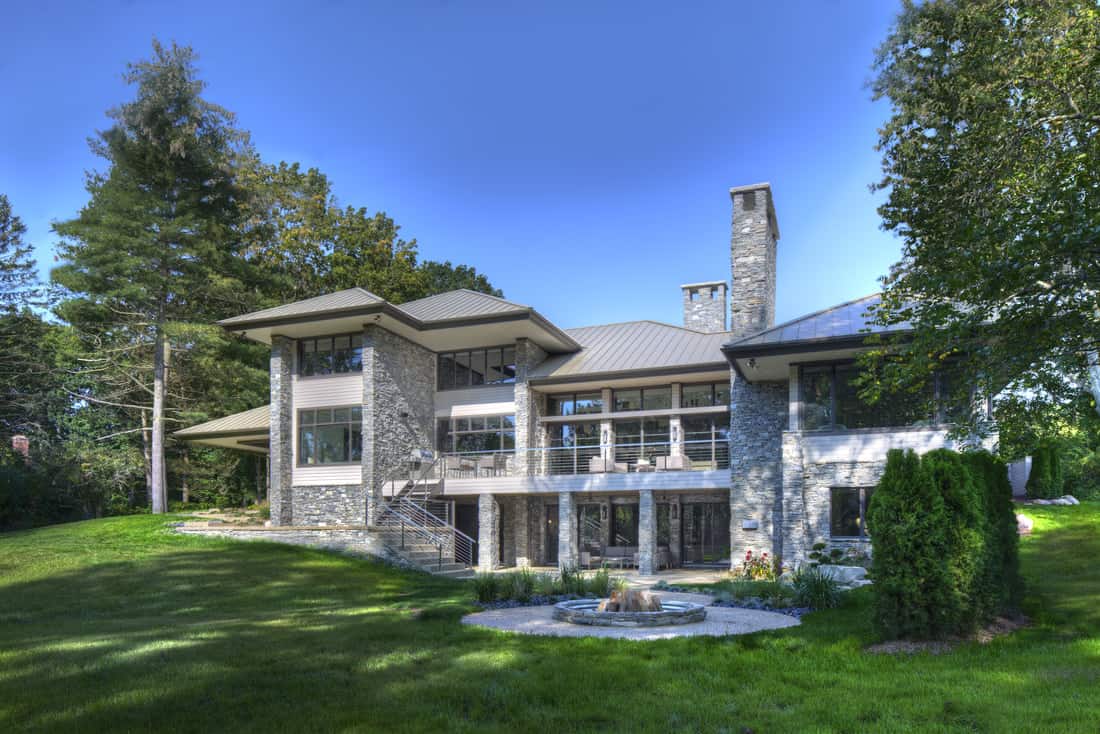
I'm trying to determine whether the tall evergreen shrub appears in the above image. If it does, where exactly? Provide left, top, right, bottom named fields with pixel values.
left=963, top=451, right=1022, bottom=612
left=1026, top=442, right=1064, bottom=499
left=866, top=449, right=952, bottom=639
left=922, top=449, right=987, bottom=632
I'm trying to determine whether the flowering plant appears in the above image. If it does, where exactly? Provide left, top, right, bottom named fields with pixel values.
left=735, top=549, right=779, bottom=581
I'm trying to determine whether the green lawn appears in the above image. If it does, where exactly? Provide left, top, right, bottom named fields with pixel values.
left=2, top=506, right=1098, bottom=733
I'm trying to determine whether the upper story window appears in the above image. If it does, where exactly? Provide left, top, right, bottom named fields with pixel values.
left=613, top=386, right=671, bottom=412
left=437, top=346, right=516, bottom=390
left=801, top=363, right=935, bottom=431
left=680, top=382, right=731, bottom=408
left=548, top=392, right=603, bottom=416
left=437, top=414, right=516, bottom=454
left=299, top=334, right=363, bottom=377
left=298, top=407, right=362, bottom=465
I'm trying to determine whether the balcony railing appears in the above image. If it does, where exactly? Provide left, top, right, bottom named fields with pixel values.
left=440, top=439, right=729, bottom=478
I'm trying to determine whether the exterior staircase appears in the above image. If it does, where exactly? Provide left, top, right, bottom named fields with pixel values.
left=373, top=455, right=476, bottom=579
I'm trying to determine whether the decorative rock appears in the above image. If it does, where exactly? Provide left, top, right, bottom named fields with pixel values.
left=816, top=565, right=868, bottom=585
left=1016, top=513, right=1033, bottom=535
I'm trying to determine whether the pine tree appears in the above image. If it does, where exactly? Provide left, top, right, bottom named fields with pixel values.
left=0, top=194, right=39, bottom=309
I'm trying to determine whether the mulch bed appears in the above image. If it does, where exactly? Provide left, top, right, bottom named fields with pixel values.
left=865, top=615, right=1031, bottom=655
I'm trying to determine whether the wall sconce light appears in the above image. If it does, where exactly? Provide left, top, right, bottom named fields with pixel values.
left=672, top=426, right=679, bottom=442
left=747, top=357, right=758, bottom=370
left=601, top=429, right=609, bottom=445
left=601, top=504, right=608, bottom=521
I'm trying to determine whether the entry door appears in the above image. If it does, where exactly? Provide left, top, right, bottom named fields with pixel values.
left=682, top=503, right=731, bottom=565
left=545, top=504, right=558, bottom=565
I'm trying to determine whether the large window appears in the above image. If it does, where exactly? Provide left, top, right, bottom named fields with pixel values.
left=680, top=382, right=731, bottom=408
left=613, top=417, right=670, bottom=464
left=548, top=422, right=601, bottom=474
left=437, top=347, right=516, bottom=390
left=801, top=364, right=935, bottom=431
left=611, top=503, right=639, bottom=546
left=681, top=414, right=730, bottom=469
left=548, top=392, right=603, bottom=416
left=613, top=386, right=671, bottom=412
left=437, top=415, right=516, bottom=454
left=578, top=504, right=603, bottom=553
left=298, top=334, right=363, bottom=377
left=830, top=487, right=874, bottom=538
left=298, top=407, right=362, bottom=465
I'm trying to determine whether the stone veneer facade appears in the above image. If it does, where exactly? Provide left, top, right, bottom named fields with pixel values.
left=268, top=335, right=294, bottom=526
left=681, top=281, right=728, bottom=333
left=729, top=185, right=778, bottom=338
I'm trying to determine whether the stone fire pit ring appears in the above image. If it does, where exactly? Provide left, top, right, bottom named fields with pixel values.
left=553, top=598, right=706, bottom=627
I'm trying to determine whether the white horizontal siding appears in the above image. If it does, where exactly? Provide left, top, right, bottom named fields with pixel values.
left=434, top=384, right=515, bottom=417
left=293, top=464, right=361, bottom=486
left=293, top=373, right=362, bottom=409
left=442, top=469, right=728, bottom=496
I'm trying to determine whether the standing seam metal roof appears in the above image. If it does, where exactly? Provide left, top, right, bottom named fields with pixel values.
left=396, top=289, right=530, bottom=321
left=174, top=405, right=270, bottom=437
left=529, top=321, right=730, bottom=379
left=723, top=293, right=912, bottom=349
left=219, top=288, right=385, bottom=326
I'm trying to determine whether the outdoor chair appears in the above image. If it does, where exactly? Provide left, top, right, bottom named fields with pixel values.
left=476, top=455, right=496, bottom=477
left=656, top=455, right=686, bottom=471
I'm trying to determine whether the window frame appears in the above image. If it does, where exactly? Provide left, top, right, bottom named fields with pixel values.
left=798, top=361, right=943, bottom=432
left=297, top=333, right=364, bottom=378
left=296, top=405, right=363, bottom=466
left=829, top=486, right=874, bottom=539
left=436, top=346, right=517, bottom=391
left=612, top=385, right=673, bottom=412
left=679, top=381, right=731, bottom=409
left=547, top=391, right=604, bottom=417
left=437, top=414, right=517, bottom=454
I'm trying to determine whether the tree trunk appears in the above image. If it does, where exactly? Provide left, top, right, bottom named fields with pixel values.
left=140, top=410, right=152, bottom=506
left=151, top=326, right=168, bottom=514
left=181, top=447, right=190, bottom=504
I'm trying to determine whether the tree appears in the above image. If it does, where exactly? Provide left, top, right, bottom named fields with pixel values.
left=865, top=0, right=1100, bottom=431
left=52, top=40, right=252, bottom=513
left=419, top=260, right=502, bottom=298
left=0, top=195, right=39, bottom=309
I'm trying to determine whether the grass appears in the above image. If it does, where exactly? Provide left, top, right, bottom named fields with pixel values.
left=2, top=505, right=1099, bottom=732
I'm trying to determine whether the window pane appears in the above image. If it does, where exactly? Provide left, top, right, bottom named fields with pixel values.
left=454, top=418, right=469, bottom=432
left=830, top=488, right=862, bottom=537
left=836, top=365, right=932, bottom=429
left=317, top=425, right=348, bottom=463
left=643, top=386, right=672, bottom=410
left=299, top=428, right=315, bottom=464
left=681, top=384, right=713, bottom=408
left=437, top=420, right=451, bottom=452
left=501, top=430, right=515, bottom=450
left=574, top=422, right=601, bottom=446
left=500, top=347, right=516, bottom=383
left=714, top=382, right=730, bottom=406
left=300, top=410, right=315, bottom=426
left=333, top=336, right=351, bottom=373
left=300, top=340, right=315, bottom=377
left=861, top=488, right=874, bottom=538
left=315, top=408, right=333, bottom=424
left=468, top=416, right=485, bottom=431
left=351, top=407, right=362, bottom=422
left=643, top=417, right=670, bottom=444
left=578, top=504, right=603, bottom=553
left=614, top=389, right=642, bottom=411
left=657, top=504, right=671, bottom=546
left=454, top=352, right=471, bottom=387
left=349, top=334, right=363, bottom=373
left=439, top=354, right=456, bottom=390
left=549, top=395, right=575, bottom=416
left=332, top=407, right=350, bottom=422
left=315, top=338, right=334, bottom=375
left=486, top=348, right=504, bottom=383
left=501, top=415, right=515, bottom=428
left=485, top=415, right=501, bottom=429
left=575, top=392, right=603, bottom=414
left=350, top=425, right=362, bottom=462
left=801, top=368, right=834, bottom=430
left=469, top=350, right=487, bottom=386
left=611, top=504, right=639, bottom=546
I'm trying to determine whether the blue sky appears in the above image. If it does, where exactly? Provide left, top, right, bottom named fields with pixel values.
left=3, top=1, right=901, bottom=330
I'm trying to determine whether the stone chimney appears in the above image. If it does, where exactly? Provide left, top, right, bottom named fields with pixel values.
left=11, top=434, right=29, bottom=464
left=681, top=281, right=727, bottom=332
left=729, top=183, right=779, bottom=338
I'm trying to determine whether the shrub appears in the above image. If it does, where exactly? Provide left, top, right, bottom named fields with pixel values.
left=1026, top=441, right=1064, bottom=499
left=558, top=564, right=586, bottom=596
left=506, top=568, right=535, bottom=602
left=472, top=573, right=502, bottom=603
left=790, top=565, right=842, bottom=609
left=534, top=572, right=559, bottom=597
left=963, top=451, right=1023, bottom=612
left=866, top=449, right=953, bottom=639
left=586, top=567, right=612, bottom=597
left=735, top=549, right=778, bottom=581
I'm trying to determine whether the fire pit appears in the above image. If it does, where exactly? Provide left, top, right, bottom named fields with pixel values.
left=553, top=589, right=706, bottom=627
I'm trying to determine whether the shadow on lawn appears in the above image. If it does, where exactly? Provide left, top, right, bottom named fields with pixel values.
left=1, top=518, right=1098, bottom=732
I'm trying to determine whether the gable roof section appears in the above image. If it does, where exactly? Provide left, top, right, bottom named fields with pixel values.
left=396, top=289, right=529, bottom=322
left=174, top=405, right=270, bottom=439
left=530, top=321, right=730, bottom=382
left=723, top=293, right=913, bottom=357
left=219, top=288, right=385, bottom=327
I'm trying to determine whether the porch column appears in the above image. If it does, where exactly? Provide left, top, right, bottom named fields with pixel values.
left=638, top=489, right=657, bottom=575
left=268, top=335, right=293, bottom=526
left=478, top=493, right=500, bottom=570
left=670, top=383, right=683, bottom=457
left=514, top=497, right=530, bottom=567
left=669, top=496, right=682, bottom=567
left=557, top=492, right=577, bottom=570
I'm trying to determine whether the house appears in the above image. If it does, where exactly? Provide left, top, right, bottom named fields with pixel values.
left=177, top=182, right=979, bottom=575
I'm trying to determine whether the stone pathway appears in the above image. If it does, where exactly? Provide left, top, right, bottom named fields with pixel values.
left=461, top=591, right=800, bottom=641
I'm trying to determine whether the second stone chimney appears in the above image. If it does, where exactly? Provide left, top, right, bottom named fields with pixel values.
left=681, top=281, right=728, bottom=332
left=729, top=182, right=779, bottom=338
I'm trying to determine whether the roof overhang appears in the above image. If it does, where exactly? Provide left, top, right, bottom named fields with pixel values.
left=220, top=303, right=580, bottom=354
left=723, top=331, right=913, bottom=382
left=529, top=364, right=729, bottom=392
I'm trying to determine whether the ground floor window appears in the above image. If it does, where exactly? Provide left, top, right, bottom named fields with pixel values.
left=830, top=486, right=874, bottom=538
left=578, top=503, right=603, bottom=553
left=611, top=503, right=639, bottom=546
left=298, top=407, right=362, bottom=465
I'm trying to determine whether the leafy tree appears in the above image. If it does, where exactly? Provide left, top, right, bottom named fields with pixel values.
left=52, top=40, right=253, bottom=513
left=419, top=260, right=502, bottom=298
left=864, top=0, right=1100, bottom=432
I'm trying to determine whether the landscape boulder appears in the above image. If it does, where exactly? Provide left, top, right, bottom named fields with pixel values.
left=1016, top=514, right=1033, bottom=535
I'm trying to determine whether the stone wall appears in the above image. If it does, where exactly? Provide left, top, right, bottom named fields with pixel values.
left=681, top=282, right=728, bottom=332
left=514, top=338, right=548, bottom=476
left=729, top=185, right=778, bottom=338
left=290, top=485, right=368, bottom=526
left=728, top=373, right=788, bottom=567
left=269, top=336, right=294, bottom=526
left=796, top=450, right=884, bottom=556
left=173, top=525, right=418, bottom=569
left=362, top=325, right=436, bottom=524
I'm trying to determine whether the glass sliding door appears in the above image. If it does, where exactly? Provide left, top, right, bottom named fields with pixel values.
left=681, top=502, right=731, bottom=566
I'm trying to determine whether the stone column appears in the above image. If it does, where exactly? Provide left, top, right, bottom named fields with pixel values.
left=269, top=335, right=294, bottom=526
left=478, top=493, right=500, bottom=570
left=670, top=383, right=683, bottom=457
left=669, top=496, right=682, bottom=567
left=600, top=388, right=614, bottom=462
left=514, top=497, right=530, bottom=566
left=513, top=338, right=548, bottom=476
left=638, top=489, right=657, bottom=575
left=557, top=492, right=576, bottom=570
left=780, top=433, right=808, bottom=563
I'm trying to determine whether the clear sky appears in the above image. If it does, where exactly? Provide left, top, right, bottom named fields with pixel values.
left=3, top=1, right=902, bottom=330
